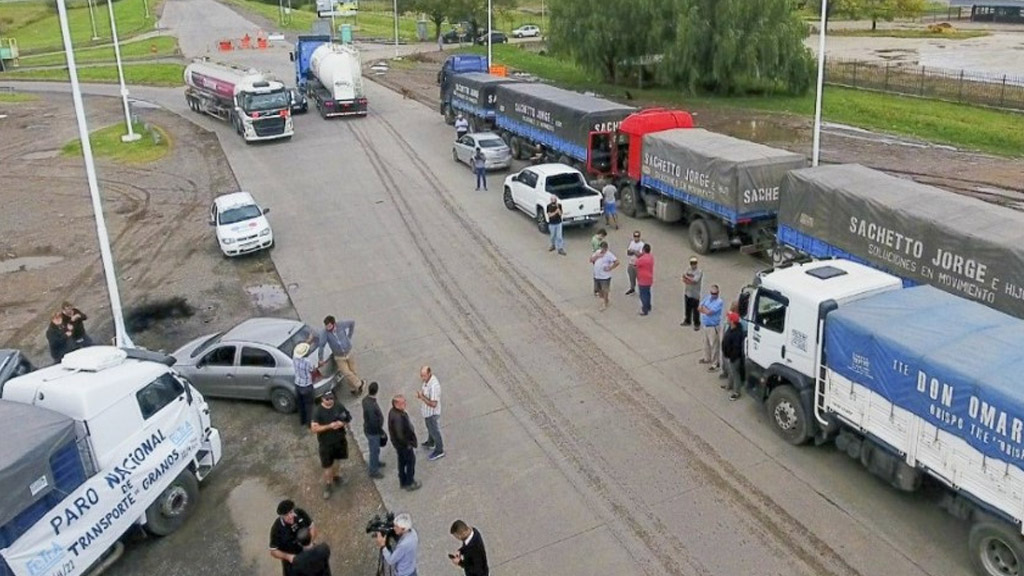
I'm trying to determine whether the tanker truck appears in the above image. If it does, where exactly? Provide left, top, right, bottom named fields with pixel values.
left=292, top=35, right=367, bottom=119
left=184, top=59, right=293, bottom=142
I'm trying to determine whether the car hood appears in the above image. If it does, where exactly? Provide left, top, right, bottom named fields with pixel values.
left=217, top=216, right=270, bottom=240
left=171, top=333, right=217, bottom=366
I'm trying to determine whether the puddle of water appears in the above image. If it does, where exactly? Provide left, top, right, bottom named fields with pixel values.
left=720, top=118, right=800, bottom=145
left=0, top=255, right=64, bottom=274
left=21, top=150, right=60, bottom=160
left=246, top=284, right=290, bottom=310
left=226, top=479, right=282, bottom=576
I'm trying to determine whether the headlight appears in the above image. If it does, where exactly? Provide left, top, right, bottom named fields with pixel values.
left=260, top=228, right=271, bottom=237
left=222, top=237, right=236, bottom=245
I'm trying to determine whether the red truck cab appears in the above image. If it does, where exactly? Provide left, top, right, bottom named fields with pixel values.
left=586, top=108, right=695, bottom=178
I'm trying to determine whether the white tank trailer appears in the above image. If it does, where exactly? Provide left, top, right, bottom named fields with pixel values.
left=306, top=43, right=367, bottom=118
left=184, top=59, right=294, bottom=142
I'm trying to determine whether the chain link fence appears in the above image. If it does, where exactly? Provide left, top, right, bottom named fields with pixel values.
left=825, top=57, right=1024, bottom=111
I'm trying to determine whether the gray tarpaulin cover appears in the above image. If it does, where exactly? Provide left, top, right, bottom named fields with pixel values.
left=640, top=128, right=807, bottom=219
left=493, top=82, right=635, bottom=149
left=778, top=163, right=1024, bottom=319
left=0, top=400, right=76, bottom=527
left=450, top=72, right=516, bottom=114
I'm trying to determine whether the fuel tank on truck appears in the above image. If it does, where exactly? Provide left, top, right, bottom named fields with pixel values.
left=309, top=43, right=364, bottom=101
left=184, top=60, right=269, bottom=100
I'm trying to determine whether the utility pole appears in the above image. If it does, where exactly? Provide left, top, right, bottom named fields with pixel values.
left=87, top=0, right=100, bottom=40
left=393, top=0, right=399, bottom=57
left=106, top=0, right=140, bottom=142
left=811, top=0, right=828, bottom=167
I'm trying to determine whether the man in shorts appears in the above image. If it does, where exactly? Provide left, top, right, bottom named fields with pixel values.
left=601, top=182, right=619, bottom=230
left=310, top=392, right=351, bottom=500
left=589, top=241, right=620, bottom=312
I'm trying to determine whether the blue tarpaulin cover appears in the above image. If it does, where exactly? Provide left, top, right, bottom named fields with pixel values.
left=825, top=285, right=1024, bottom=468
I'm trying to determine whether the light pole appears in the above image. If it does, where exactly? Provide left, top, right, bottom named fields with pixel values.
left=54, top=0, right=135, bottom=348
left=486, top=0, right=492, bottom=70
left=87, top=0, right=100, bottom=40
left=143, top=0, right=150, bottom=21
left=106, top=0, right=140, bottom=142
left=811, top=0, right=828, bottom=167
left=393, top=0, right=399, bottom=57
left=331, top=0, right=336, bottom=39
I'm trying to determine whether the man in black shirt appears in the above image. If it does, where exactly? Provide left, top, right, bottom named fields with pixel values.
left=291, top=527, right=332, bottom=576
left=388, top=394, right=421, bottom=491
left=311, top=392, right=352, bottom=500
left=46, top=312, right=73, bottom=363
left=60, top=301, right=93, bottom=348
left=269, top=500, right=316, bottom=576
left=546, top=195, right=566, bottom=256
left=449, top=519, right=489, bottom=576
left=362, top=381, right=387, bottom=479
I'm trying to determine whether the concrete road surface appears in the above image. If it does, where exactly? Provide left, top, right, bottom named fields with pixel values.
left=3, top=0, right=978, bottom=573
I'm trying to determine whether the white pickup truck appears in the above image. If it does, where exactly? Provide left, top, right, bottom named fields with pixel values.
left=502, top=163, right=603, bottom=233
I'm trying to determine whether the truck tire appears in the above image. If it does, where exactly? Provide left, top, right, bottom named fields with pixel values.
left=535, top=207, right=549, bottom=234
left=270, top=387, right=297, bottom=413
left=509, top=137, right=523, bottom=160
left=443, top=105, right=455, bottom=125
left=619, top=183, right=645, bottom=218
left=503, top=187, right=516, bottom=210
left=969, top=519, right=1024, bottom=576
left=766, top=385, right=810, bottom=446
left=689, top=218, right=712, bottom=255
left=144, top=470, right=200, bottom=536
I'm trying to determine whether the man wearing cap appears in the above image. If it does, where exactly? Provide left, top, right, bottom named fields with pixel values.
left=698, top=284, right=724, bottom=371
left=292, top=342, right=319, bottom=427
left=269, top=499, right=316, bottom=576
left=455, top=113, right=470, bottom=140
left=311, top=392, right=352, bottom=500
left=681, top=257, right=703, bottom=330
left=720, top=311, right=746, bottom=400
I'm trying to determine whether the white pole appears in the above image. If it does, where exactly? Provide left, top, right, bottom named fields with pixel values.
left=487, top=0, right=492, bottom=69
left=143, top=0, right=150, bottom=20
left=393, top=0, right=399, bottom=57
left=811, top=0, right=828, bottom=167
left=331, top=0, right=336, bottom=39
left=55, top=0, right=134, bottom=348
left=106, top=0, right=140, bottom=142
left=88, top=0, right=100, bottom=40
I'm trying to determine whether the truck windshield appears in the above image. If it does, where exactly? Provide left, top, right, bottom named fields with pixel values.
left=219, top=205, right=263, bottom=225
left=546, top=173, right=593, bottom=199
left=240, top=90, right=290, bottom=112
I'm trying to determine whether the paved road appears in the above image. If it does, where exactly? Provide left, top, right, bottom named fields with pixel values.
left=2, top=0, right=978, bottom=573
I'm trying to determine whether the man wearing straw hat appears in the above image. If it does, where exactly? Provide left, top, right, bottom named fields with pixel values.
left=293, top=342, right=318, bottom=426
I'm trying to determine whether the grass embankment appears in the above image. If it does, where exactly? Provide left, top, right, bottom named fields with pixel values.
left=0, top=92, right=40, bottom=102
left=463, top=44, right=1024, bottom=158
left=4, top=0, right=160, bottom=54
left=17, top=36, right=180, bottom=67
left=829, top=28, right=990, bottom=39
left=0, top=62, right=185, bottom=86
left=62, top=121, right=170, bottom=164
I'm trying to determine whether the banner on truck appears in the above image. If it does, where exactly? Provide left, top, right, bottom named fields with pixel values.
left=1, top=402, right=200, bottom=576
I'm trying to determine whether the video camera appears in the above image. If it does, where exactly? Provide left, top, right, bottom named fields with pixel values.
left=365, top=512, right=395, bottom=537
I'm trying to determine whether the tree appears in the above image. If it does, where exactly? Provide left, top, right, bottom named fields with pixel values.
left=832, top=0, right=925, bottom=31
left=407, top=0, right=450, bottom=37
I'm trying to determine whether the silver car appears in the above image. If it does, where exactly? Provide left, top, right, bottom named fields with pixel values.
left=453, top=132, right=512, bottom=171
left=171, top=318, right=335, bottom=413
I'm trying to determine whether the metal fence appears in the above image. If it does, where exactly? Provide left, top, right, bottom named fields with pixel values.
left=825, top=57, right=1024, bottom=111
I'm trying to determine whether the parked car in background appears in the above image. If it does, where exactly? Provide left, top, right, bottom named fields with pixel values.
left=210, top=191, right=274, bottom=257
left=171, top=318, right=335, bottom=413
left=441, top=29, right=470, bottom=44
left=453, top=132, right=512, bottom=170
left=474, top=31, right=508, bottom=45
left=512, top=24, right=540, bottom=38
left=289, top=87, right=308, bottom=114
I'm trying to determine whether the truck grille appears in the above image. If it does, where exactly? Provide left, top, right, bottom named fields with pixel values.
left=254, top=117, right=286, bottom=137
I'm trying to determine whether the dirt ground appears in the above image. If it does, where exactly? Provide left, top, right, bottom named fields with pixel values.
left=372, top=50, right=1024, bottom=208
left=0, top=93, right=382, bottom=576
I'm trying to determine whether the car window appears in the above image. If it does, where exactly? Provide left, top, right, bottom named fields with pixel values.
left=478, top=138, right=503, bottom=148
left=459, top=136, right=473, bottom=146
left=136, top=373, right=185, bottom=420
left=200, top=345, right=236, bottom=367
left=521, top=170, right=538, bottom=187
left=190, top=331, right=225, bottom=358
left=279, top=324, right=315, bottom=357
left=218, top=204, right=263, bottom=225
left=240, top=347, right=276, bottom=368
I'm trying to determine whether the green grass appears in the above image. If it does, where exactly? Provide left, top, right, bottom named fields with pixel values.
left=7, top=0, right=159, bottom=55
left=62, top=121, right=169, bottom=163
left=455, top=45, right=1024, bottom=158
left=829, top=28, right=989, bottom=39
left=0, top=62, right=184, bottom=85
left=0, top=0, right=53, bottom=30
left=16, top=35, right=179, bottom=67
left=0, top=91, right=39, bottom=102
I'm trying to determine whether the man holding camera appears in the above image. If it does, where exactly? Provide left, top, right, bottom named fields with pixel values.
left=269, top=500, right=317, bottom=576
left=449, top=520, right=489, bottom=576
left=375, top=513, right=419, bottom=576
left=310, top=391, right=352, bottom=500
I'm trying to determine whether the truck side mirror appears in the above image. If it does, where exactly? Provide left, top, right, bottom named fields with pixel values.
left=289, top=52, right=295, bottom=62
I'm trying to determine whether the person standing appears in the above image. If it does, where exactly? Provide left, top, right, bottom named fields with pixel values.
left=291, top=528, right=332, bottom=576
left=388, top=395, right=422, bottom=491
left=636, top=243, right=654, bottom=316
left=316, top=315, right=364, bottom=396
left=376, top=513, right=419, bottom=576
left=601, top=182, right=619, bottom=230
left=590, top=228, right=607, bottom=296
left=455, top=114, right=470, bottom=140
left=681, top=257, right=703, bottom=331
left=698, top=284, right=724, bottom=371
left=292, top=343, right=318, bottom=427
left=473, top=148, right=487, bottom=191
left=438, top=32, right=444, bottom=52
left=590, top=241, right=620, bottom=312
left=624, top=231, right=645, bottom=295
left=61, top=301, right=92, bottom=348
left=269, top=500, right=316, bottom=576
left=720, top=311, right=745, bottom=401
left=46, top=312, right=73, bottom=363
left=310, top=392, right=351, bottom=500
left=362, top=381, right=387, bottom=479
left=449, top=520, right=489, bottom=576
left=416, top=365, right=445, bottom=461
left=546, top=195, right=565, bottom=255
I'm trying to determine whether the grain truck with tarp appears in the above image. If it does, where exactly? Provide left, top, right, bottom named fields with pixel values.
left=439, top=71, right=517, bottom=130
left=776, top=163, right=1024, bottom=320
left=622, top=128, right=807, bottom=254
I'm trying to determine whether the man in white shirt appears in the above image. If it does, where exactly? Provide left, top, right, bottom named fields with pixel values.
left=416, top=365, right=445, bottom=461
left=601, top=182, right=619, bottom=230
left=455, top=114, right=470, bottom=140
left=625, top=230, right=646, bottom=296
left=590, top=241, right=620, bottom=312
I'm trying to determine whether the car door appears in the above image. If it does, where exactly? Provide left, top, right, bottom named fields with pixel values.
left=238, top=346, right=279, bottom=400
left=456, top=135, right=474, bottom=164
left=190, top=345, right=238, bottom=398
left=512, top=169, right=537, bottom=210
left=746, top=288, right=790, bottom=373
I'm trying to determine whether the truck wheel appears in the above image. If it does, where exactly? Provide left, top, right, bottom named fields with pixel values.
left=509, top=137, right=523, bottom=160
left=535, top=208, right=549, bottom=234
left=145, top=470, right=200, bottom=536
left=444, top=105, right=455, bottom=125
left=503, top=187, right=515, bottom=210
left=689, top=219, right=712, bottom=255
left=270, top=387, right=297, bottom=413
left=970, top=519, right=1024, bottom=576
left=766, top=385, right=810, bottom=446
left=618, top=183, right=645, bottom=219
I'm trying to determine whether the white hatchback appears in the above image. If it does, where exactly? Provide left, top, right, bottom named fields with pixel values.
left=512, top=24, right=540, bottom=38
left=210, top=192, right=274, bottom=256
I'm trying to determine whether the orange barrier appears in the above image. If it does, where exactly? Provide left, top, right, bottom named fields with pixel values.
left=240, top=34, right=252, bottom=49
left=489, top=65, right=507, bottom=77
left=218, top=40, right=233, bottom=51
left=257, top=37, right=268, bottom=49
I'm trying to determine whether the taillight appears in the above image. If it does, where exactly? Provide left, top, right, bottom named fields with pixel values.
left=250, top=112, right=259, bottom=119
left=358, top=98, right=367, bottom=104
left=279, top=109, right=289, bottom=117
left=326, top=101, right=334, bottom=107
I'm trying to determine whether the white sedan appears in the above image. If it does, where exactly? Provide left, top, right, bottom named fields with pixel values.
left=452, top=132, right=512, bottom=171
left=512, top=24, right=540, bottom=38
left=210, top=191, right=273, bottom=257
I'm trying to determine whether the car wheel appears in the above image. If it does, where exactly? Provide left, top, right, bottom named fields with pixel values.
left=536, top=207, right=549, bottom=234
left=270, top=387, right=297, bottom=413
left=144, top=470, right=200, bottom=536
left=503, top=187, right=515, bottom=210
